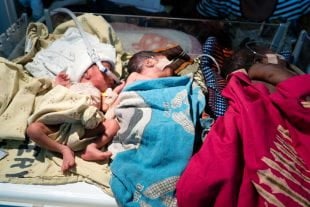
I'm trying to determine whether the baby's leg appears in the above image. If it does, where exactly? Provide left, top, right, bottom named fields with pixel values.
left=26, top=122, right=75, bottom=172
left=81, top=119, right=120, bottom=161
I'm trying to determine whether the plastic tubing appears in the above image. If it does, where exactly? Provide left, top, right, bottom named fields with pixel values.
left=51, top=8, right=120, bottom=83
left=196, top=54, right=221, bottom=75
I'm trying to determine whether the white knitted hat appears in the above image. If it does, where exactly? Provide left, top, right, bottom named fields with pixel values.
left=63, top=27, right=116, bottom=82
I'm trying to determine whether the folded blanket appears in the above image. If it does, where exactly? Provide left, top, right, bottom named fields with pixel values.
left=109, top=75, right=205, bottom=206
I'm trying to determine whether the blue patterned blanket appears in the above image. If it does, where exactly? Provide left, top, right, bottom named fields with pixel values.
left=110, top=75, right=205, bottom=206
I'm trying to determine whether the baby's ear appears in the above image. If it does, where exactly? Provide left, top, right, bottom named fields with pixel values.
left=144, top=58, right=156, bottom=68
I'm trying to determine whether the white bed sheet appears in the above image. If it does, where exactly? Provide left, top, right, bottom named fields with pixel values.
left=0, top=182, right=117, bottom=207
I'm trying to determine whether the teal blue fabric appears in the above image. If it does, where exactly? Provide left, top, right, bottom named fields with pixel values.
left=110, top=75, right=205, bottom=207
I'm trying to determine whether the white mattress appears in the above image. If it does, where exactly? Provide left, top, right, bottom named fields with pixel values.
left=0, top=182, right=117, bottom=207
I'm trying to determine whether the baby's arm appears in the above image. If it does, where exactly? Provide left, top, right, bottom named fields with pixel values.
left=126, top=72, right=154, bottom=85
left=247, top=63, right=296, bottom=86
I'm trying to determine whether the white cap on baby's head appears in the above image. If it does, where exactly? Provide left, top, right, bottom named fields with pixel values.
left=65, top=41, right=116, bottom=82
left=63, top=27, right=116, bottom=82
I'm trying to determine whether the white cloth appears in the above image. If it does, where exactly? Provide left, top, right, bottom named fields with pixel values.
left=25, top=27, right=116, bottom=82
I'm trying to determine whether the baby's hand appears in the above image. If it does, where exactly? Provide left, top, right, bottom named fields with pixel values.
left=55, top=72, right=71, bottom=87
left=113, top=80, right=126, bottom=94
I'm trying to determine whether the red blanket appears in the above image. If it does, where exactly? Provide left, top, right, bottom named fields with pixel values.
left=176, top=71, right=310, bottom=207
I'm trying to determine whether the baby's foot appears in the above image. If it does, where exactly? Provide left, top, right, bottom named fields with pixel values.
left=81, top=146, right=112, bottom=161
left=61, top=147, right=75, bottom=172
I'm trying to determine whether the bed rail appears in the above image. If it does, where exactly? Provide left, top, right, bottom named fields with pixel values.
left=0, top=13, right=28, bottom=60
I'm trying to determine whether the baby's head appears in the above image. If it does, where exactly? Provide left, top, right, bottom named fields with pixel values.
left=66, top=42, right=116, bottom=84
left=127, top=51, right=173, bottom=75
left=222, top=45, right=288, bottom=77
left=79, top=61, right=116, bottom=92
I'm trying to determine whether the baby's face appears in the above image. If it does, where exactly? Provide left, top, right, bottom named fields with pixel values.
left=80, top=61, right=115, bottom=91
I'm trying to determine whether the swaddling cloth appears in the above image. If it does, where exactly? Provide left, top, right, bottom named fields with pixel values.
left=69, top=82, right=101, bottom=109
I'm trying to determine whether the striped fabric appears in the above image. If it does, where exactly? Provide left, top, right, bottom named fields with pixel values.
left=197, top=0, right=310, bottom=22
left=200, top=36, right=228, bottom=118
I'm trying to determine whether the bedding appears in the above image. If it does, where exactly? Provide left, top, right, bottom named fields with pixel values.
left=109, top=75, right=205, bottom=206
left=0, top=182, right=116, bottom=207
